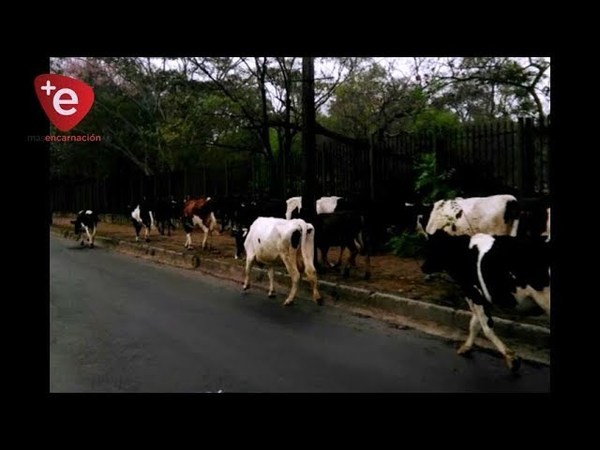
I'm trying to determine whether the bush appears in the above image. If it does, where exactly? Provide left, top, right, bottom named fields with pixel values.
left=414, top=152, right=459, bottom=204
left=386, top=231, right=428, bottom=258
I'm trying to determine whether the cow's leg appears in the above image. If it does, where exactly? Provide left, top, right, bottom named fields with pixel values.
left=334, top=247, right=345, bottom=267
left=280, top=254, right=301, bottom=306
left=472, top=302, right=520, bottom=372
left=81, top=224, right=92, bottom=247
left=185, top=233, right=192, bottom=249
left=319, top=245, right=332, bottom=269
left=457, top=298, right=481, bottom=355
left=133, top=221, right=142, bottom=242
left=267, top=267, right=276, bottom=297
left=144, top=223, right=150, bottom=242
left=343, top=240, right=359, bottom=278
left=529, top=288, right=550, bottom=316
left=242, top=253, right=255, bottom=292
left=149, top=212, right=155, bottom=235
left=198, top=222, right=209, bottom=250
left=303, top=260, right=323, bottom=305
left=89, top=226, right=97, bottom=248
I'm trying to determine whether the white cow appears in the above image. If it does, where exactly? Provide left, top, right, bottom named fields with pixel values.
left=242, top=217, right=322, bottom=306
left=424, top=194, right=519, bottom=237
left=285, top=196, right=343, bottom=220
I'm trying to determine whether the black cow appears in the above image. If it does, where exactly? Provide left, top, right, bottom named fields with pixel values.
left=421, top=230, right=550, bottom=372
left=313, top=211, right=371, bottom=280
left=70, top=210, right=99, bottom=248
left=213, top=195, right=243, bottom=233
left=504, top=198, right=551, bottom=240
left=154, top=197, right=179, bottom=236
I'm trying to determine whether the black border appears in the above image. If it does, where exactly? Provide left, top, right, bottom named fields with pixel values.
left=37, top=40, right=561, bottom=406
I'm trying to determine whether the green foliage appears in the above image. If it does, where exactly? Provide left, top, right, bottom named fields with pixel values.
left=411, top=108, right=461, bottom=135
left=414, top=152, right=459, bottom=204
left=386, top=232, right=428, bottom=258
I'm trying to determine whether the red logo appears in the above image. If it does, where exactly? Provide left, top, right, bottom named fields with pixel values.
left=34, top=74, right=95, bottom=132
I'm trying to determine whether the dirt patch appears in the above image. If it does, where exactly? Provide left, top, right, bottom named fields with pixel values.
left=52, top=215, right=549, bottom=328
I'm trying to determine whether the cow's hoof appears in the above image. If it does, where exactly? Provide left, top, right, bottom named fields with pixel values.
left=457, top=345, right=472, bottom=356
left=506, top=354, right=522, bottom=373
left=315, top=297, right=324, bottom=306
left=80, top=241, right=85, bottom=246
left=145, top=238, right=150, bottom=243
left=268, top=292, right=276, bottom=298
left=90, top=243, right=94, bottom=249
left=283, top=300, right=294, bottom=306
left=242, top=284, right=249, bottom=292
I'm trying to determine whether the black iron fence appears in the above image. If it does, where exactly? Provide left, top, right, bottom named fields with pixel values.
left=50, top=117, right=550, bottom=214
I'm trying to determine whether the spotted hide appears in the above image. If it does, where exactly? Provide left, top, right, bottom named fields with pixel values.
left=421, top=230, right=550, bottom=372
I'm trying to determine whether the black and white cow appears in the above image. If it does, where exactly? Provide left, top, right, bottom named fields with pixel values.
left=424, top=194, right=520, bottom=237
left=71, top=210, right=99, bottom=248
left=242, top=217, right=322, bottom=306
left=421, top=230, right=550, bottom=372
left=131, top=202, right=155, bottom=242
left=423, top=194, right=551, bottom=240
left=285, top=196, right=345, bottom=220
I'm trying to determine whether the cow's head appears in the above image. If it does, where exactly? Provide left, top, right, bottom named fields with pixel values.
left=232, top=226, right=248, bottom=259
left=71, top=217, right=83, bottom=235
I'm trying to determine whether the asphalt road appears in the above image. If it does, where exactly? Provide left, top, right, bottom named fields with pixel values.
left=50, top=235, right=550, bottom=393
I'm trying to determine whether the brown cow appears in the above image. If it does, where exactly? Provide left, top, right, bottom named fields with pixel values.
left=182, top=197, right=219, bottom=249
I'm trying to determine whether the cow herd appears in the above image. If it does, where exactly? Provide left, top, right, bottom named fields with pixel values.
left=67, top=192, right=550, bottom=372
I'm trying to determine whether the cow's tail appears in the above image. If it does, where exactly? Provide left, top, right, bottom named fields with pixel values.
left=298, top=220, right=317, bottom=272
left=355, top=214, right=367, bottom=255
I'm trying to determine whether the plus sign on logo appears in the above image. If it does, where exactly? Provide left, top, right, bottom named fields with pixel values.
left=34, top=74, right=95, bottom=132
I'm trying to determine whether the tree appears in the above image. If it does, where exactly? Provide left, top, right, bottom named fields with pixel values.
left=417, top=57, right=550, bottom=122
left=324, top=63, right=442, bottom=140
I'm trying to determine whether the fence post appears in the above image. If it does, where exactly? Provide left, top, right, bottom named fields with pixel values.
left=520, top=117, right=535, bottom=196
left=435, top=134, right=448, bottom=177
left=369, top=133, right=375, bottom=201
left=225, top=160, right=229, bottom=197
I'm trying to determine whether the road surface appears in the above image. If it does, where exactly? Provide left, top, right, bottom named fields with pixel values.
left=50, top=235, right=550, bottom=392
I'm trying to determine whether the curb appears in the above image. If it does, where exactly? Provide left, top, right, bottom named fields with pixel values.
left=52, top=227, right=550, bottom=365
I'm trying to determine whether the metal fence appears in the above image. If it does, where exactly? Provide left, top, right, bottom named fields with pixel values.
left=50, top=117, right=550, bottom=214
